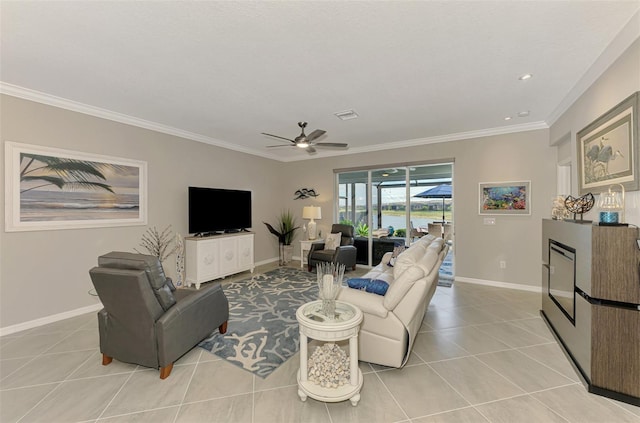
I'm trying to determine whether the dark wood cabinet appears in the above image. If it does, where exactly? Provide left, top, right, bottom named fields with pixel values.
left=542, top=219, right=640, bottom=406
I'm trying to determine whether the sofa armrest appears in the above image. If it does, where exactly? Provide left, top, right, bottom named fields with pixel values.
left=156, top=283, right=229, bottom=366
left=335, top=245, right=357, bottom=262
left=309, top=241, right=326, bottom=255
left=380, top=251, right=394, bottom=266
left=337, top=286, right=388, bottom=318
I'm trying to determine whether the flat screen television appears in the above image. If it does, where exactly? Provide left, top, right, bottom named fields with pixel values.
left=188, top=187, right=252, bottom=235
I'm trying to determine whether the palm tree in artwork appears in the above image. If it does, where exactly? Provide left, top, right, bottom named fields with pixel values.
left=20, top=153, right=123, bottom=194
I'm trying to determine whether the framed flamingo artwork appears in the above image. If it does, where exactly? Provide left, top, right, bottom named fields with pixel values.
left=577, top=91, right=639, bottom=195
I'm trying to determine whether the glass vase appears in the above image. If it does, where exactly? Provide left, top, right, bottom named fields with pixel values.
left=316, top=262, right=345, bottom=320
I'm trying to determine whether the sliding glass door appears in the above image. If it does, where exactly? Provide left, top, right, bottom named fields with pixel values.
left=336, top=163, right=453, bottom=267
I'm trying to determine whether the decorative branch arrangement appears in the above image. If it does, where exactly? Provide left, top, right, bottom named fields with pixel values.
left=135, top=225, right=179, bottom=262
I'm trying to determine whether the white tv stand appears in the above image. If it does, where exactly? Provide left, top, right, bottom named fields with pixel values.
left=185, top=232, right=254, bottom=289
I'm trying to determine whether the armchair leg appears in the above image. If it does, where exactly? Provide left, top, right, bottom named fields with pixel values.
left=102, top=354, right=113, bottom=366
left=219, top=320, right=228, bottom=334
left=159, top=363, right=174, bottom=379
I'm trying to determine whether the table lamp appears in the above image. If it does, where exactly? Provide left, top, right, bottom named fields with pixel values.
left=303, top=206, right=322, bottom=240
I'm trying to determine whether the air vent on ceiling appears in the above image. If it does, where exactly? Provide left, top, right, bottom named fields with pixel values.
left=334, top=109, right=359, bottom=121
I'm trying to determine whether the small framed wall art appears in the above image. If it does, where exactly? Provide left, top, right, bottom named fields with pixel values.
left=479, top=181, right=531, bottom=215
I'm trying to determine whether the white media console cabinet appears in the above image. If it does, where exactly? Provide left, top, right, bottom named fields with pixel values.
left=185, top=232, right=254, bottom=289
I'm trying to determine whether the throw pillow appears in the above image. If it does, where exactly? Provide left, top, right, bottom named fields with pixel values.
left=325, top=232, right=342, bottom=250
left=347, top=278, right=389, bottom=296
left=388, top=245, right=406, bottom=267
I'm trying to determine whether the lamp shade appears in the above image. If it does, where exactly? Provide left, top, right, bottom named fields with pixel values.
left=302, top=206, right=321, bottom=220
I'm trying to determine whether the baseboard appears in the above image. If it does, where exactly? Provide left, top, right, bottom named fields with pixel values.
left=455, top=276, right=541, bottom=293
left=0, top=302, right=103, bottom=337
left=256, top=257, right=280, bottom=267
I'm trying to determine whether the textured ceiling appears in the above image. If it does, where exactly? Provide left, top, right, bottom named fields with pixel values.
left=1, top=1, right=639, bottom=161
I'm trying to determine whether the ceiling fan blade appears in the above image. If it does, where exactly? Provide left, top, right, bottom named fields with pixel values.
left=261, top=133, right=296, bottom=144
left=314, top=142, right=348, bottom=148
left=266, top=144, right=294, bottom=148
left=306, top=129, right=326, bottom=142
left=306, top=146, right=317, bottom=154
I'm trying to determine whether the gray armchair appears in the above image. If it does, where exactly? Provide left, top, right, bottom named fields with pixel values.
left=89, top=252, right=229, bottom=379
left=307, top=224, right=357, bottom=271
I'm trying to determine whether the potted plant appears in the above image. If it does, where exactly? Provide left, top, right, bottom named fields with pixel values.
left=264, top=210, right=299, bottom=265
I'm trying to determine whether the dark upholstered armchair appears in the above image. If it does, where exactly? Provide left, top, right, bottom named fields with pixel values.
left=89, top=252, right=229, bottom=379
left=307, top=224, right=357, bottom=271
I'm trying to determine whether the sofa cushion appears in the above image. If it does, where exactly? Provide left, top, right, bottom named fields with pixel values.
left=383, top=265, right=426, bottom=310
left=347, top=278, right=389, bottom=296
left=337, top=286, right=388, bottom=318
left=392, top=242, right=428, bottom=278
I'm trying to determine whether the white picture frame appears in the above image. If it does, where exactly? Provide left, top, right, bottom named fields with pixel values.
left=479, top=181, right=531, bottom=215
left=5, top=141, right=147, bottom=232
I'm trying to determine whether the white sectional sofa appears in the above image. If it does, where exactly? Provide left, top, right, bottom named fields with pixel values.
left=337, top=234, right=449, bottom=368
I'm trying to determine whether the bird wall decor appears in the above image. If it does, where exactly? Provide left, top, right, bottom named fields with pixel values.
left=294, top=188, right=319, bottom=200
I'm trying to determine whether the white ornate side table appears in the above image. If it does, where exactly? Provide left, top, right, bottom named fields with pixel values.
left=296, top=300, right=363, bottom=406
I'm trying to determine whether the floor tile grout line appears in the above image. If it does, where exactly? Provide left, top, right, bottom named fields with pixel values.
left=93, top=405, right=180, bottom=422
left=172, top=359, right=200, bottom=423
left=94, top=365, right=137, bottom=421
left=513, top=346, right=582, bottom=383
left=602, top=395, right=640, bottom=418
left=423, top=361, right=477, bottom=410
left=526, top=388, right=574, bottom=423
left=371, top=368, right=412, bottom=422
left=0, top=354, right=42, bottom=386
left=409, top=405, right=489, bottom=422
left=14, top=379, right=65, bottom=423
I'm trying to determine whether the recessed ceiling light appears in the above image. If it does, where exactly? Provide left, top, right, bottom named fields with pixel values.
left=382, top=173, right=389, bottom=177
left=504, top=116, right=512, bottom=121
left=518, top=111, right=530, bottom=117
left=334, top=109, right=359, bottom=121
left=519, top=74, right=533, bottom=81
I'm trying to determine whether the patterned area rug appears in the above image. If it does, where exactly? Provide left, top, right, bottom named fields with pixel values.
left=199, top=267, right=318, bottom=378
left=438, top=250, right=454, bottom=287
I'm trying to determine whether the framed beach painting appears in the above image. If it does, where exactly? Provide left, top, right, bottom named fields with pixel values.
left=5, top=142, right=147, bottom=232
left=577, top=91, right=639, bottom=195
left=479, top=181, right=531, bottom=215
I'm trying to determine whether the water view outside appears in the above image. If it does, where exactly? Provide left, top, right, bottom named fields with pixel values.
left=339, top=186, right=452, bottom=232
left=20, top=190, right=140, bottom=221
left=18, top=151, right=142, bottom=223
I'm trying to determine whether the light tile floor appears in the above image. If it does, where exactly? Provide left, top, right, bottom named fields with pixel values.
left=1, top=262, right=639, bottom=423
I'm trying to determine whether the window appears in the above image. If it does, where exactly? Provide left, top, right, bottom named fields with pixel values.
left=335, top=162, right=453, bottom=266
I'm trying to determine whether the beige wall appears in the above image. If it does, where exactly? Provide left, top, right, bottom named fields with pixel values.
left=2, top=33, right=637, bottom=331
left=0, top=95, right=286, bottom=329
left=550, top=38, right=640, bottom=226
left=281, top=129, right=556, bottom=289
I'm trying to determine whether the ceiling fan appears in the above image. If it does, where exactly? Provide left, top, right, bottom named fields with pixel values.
left=262, top=122, right=348, bottom=154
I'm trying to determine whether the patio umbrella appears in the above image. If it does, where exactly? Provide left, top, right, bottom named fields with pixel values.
left=414, top=184, right=452, bottom=222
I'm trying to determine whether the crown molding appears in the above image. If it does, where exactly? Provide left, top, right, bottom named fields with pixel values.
left=0, top=82, right=282, bottom=161
left=2, top=82, right=548, bottom=163
left=546, top=10, right=640, bottom=126
left=277, top=121, right=550, bottom=163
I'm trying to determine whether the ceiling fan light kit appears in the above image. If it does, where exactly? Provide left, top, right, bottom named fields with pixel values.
left=261, top=121, right=348, bottom=154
